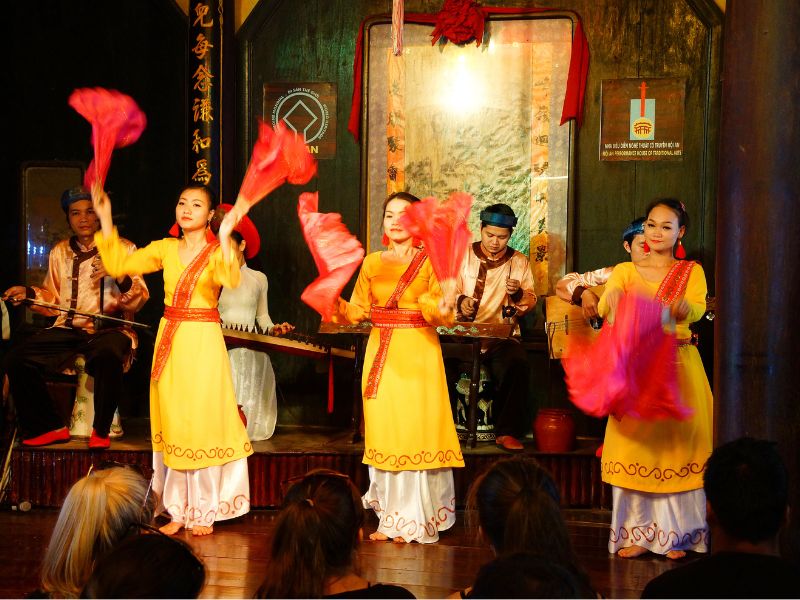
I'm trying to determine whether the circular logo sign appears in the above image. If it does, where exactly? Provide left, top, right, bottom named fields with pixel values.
left=272, top=88, right=330, bottom=144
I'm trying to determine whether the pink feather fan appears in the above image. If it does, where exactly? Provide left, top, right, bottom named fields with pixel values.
left=398, top=192, right=473, bottom=305
left=68, top=88, right=147, bottom=190
left=298, top=192, right=365, bottom=321
left=563, top=292, right=692, bottom=422
left=235, top=120, right=317, bottom=214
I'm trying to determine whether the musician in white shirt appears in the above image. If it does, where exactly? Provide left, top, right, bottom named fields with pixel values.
left=554, top=217, right=648, bottom=320
left=216, top=205, right=293, bottom=441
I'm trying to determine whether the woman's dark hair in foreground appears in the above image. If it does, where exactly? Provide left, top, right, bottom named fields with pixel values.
left=469, top=552, right=592, bottom=599
left=466, top=456, right=594, bottom=594
left=256, top=469, right=364, bottom=599
left=81, top=531, right=206, bottom=598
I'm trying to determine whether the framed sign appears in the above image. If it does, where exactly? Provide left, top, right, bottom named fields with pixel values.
left=264, top=82, right=337, bottom=158
left=600, top=78, right=685, bottom=161
left=361, top=16, right=576, bottom=294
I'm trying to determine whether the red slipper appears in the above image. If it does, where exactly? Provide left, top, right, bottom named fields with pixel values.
left=496, top=435, right=525, bottom=452
left=22, top=427, right=70, bottom=447
left=89, top=429, right=111, bottom=450
left=595, top=443, right=604, bottom=458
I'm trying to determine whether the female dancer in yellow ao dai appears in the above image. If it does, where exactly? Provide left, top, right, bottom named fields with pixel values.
left=599, top=199, right=713, bottom=560
left=92, top=184, right=253, bottom=536
left=335, top=192, right=464, bottom=544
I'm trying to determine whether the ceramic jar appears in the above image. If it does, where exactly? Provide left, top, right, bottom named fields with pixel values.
left=534, top=408, right=576, bottom=452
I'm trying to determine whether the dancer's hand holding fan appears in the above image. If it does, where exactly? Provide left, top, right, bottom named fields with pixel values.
left=563, top=292, right=692, bottom=421
left=68, top=88, right=147, bottom=190
left=298, top=192, right=365, bottom=321
left=398, top=192, right=473, bottom=309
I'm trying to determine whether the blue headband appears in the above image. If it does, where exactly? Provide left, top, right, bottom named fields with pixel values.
left=480, top=210, right=517, bottom=229
left=61, top=186, right=91, bottom=213
left=622, top=219, right=645, bottom=242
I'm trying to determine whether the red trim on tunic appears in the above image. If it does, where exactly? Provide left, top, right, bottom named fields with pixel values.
left=655, top=260, right=695, bottom=306
left=152, top=241, right=220, bottom=381
left=364, top=250, right=429, bottom=399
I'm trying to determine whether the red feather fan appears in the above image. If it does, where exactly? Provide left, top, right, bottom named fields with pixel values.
left=235, top=120, right=317, bottom=213
left=68, top=88, right=146, bottom=190
left=398, top=192, right=473, bottom=305
left=298, top=192, right=365, bottom=322
left=563, top=292, right=692, bottom=422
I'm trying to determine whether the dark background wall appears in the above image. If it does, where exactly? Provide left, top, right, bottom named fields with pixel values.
left=6, top=0, right=722, bottom=432
left=8, top=0, right=188, bottom=413
left=237, top=0, right=722, bottom=431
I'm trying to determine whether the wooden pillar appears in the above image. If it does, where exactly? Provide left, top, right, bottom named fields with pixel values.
left=187, top=0, right=234, bottom=200
left=715, top=0, right=800, bottom=562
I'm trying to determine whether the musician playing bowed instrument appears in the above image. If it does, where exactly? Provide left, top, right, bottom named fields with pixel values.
left=554, top=217, right=648, bottom=321
left=216, top=204, right=294, bottom=441
left=452, top=203, right=537, bottom=452
left=3, top=186, right=148, bottom=449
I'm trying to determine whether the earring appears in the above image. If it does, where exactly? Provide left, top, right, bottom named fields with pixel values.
left=382, top=233, right=390, bottom=246
left=643, top=241, right=651, bottom=253
left=675, top=240, right=686, bottom=259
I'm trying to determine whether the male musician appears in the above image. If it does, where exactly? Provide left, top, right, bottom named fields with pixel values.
left=452, top=203, right=537, bottom=452
left=554, top=217, right=647, bottom=319
left=3, top=186, right=148, bottom=448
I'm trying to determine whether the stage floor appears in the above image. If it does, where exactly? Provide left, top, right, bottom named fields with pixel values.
left=7, top=419, right=611, bottom=511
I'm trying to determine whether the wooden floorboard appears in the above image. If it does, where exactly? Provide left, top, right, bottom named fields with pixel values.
left=0, top=508, right=689, bottom=599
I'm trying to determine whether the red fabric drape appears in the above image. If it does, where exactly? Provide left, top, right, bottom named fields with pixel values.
left=348, top=6, right=590, bottom=141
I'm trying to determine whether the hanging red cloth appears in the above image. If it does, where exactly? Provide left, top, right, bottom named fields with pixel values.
left=348, top=6, right=590, bottom=140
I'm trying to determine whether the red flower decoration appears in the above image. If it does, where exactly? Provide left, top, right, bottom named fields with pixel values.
left=430, top=0, right=485, bottom=46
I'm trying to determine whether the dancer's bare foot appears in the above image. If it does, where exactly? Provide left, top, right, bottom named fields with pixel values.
left=617, top=545, right=648, bottom=558
left=666, top=550, right=686, bottom=560
left=369, top=531, right=390, bottom=541
left=392, top=536, right=409, bottom=544
left=192, top=525, right=214, bottom=536
left=159, top=521, right=184, bottom=535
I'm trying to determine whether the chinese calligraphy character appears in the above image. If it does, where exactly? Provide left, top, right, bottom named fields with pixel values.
left=193, top=3, right=213, bottom=27
left=192, top=33, right=214, bottom=60
left=191, top=129, right=211, bottom=154
left=192, top=98, right=214, bottom=123
left=192, top=64, right=214, bottom=93
left=192, top=159, right=212, bottom=185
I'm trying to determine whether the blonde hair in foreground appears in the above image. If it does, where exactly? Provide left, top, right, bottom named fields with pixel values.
left=40, top=466, right=155, bottom=598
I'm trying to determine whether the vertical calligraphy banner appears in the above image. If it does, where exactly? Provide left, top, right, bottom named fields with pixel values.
left=188, top=0, right=222, bottom=197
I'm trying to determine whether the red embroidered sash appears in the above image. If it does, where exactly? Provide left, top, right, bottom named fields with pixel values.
left=152, top=241, right=220, bottom=381
left=655, top=260, right=696, bottom=306
left=364, top=250, right=429, bottom=399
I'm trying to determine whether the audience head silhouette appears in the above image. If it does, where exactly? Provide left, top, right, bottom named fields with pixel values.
left=468, top=456, right=569, bottom=558
left=81, top=530, right=205, bottom=598
left=40, top=465, right=156, bottom=598
left=470, top=552, right=590, bottom=599
left=466, top=456, right=594, bottom=597
left=704, top=436, right=789, bottom=545
left=256, top=469, right=364, bottom=599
